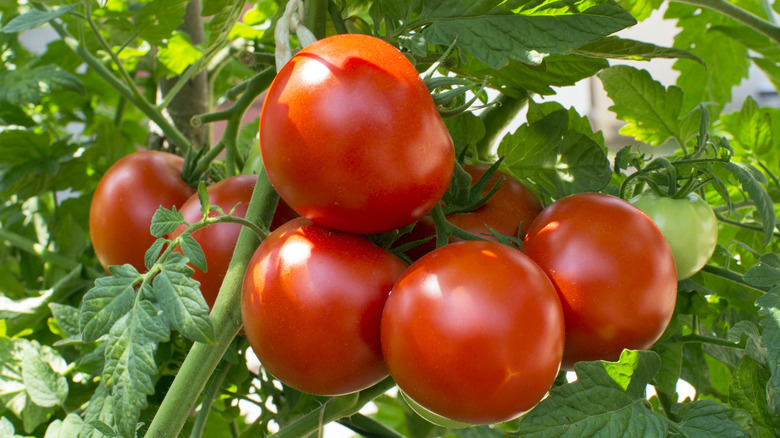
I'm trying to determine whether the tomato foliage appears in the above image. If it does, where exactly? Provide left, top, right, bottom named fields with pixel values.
left=0, top=0, right=778, bottom=437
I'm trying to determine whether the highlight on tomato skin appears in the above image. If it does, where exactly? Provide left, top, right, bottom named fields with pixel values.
left=380, top=240, right=565, bottom=424
left=259, top=33, right=455, bottom=235
left=522, top=192, right=678, bottom=369
left=241, top=217, right=408, bottom=397
left=89, top=150, right=195, bottom=272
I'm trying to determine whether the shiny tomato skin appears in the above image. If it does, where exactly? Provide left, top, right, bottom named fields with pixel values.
left=169, top=175, right=299, bottom=308
left=242, top=217, right=408, bottom=396
left=89, top=151, right=195, bottom=271
left=522, top=192, right=678, bottom=369
left=381, top=240, right=564, bottom=424
left=259, top=34, right=455, bottom=234
left=630, top=190, right=718, bottom=280
left=399, top=164, right=543, bottom=260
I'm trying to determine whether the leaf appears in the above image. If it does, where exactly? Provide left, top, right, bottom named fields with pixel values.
left=575, top=36, right=704, bottom=64
left=745, top=253, right=780, bottom=288
left=0, top=5, right=75, bottom=34
left=179, top=234, right=208, bottom=273
left=675, top=400, right=752, bottom=437
left=197, top=181, right=210, bottom=217
left=419, top=0, right=636, bottom=69
left=150, top=206, right=184, bottom=238
left=736, top=97, right=774, bottom=155
left=79, top=265, right=140, bottom=342
left=728, top=356, right=779, bottom=437
left=137, top=0, right=189, bottom=46
left=204, top=0, right=248, bottom=55
left=22, top=347, right=68, bottom=408
left=158, top=31, right=203, bottom=77
left=48, top=303, right=80, bottom=339
left=598, top=65, right=685, bottom=146
left=0, top=64, right=85, bottom=106
left=615, top=0, right=663, bottom=21
left=153, top=253, right=215, bottom=344
left=498, top=109, right=611, bottom=198
left=724, top=162, right=775, bottom=247
left=103, top=300, right=170, bottom=438
left=144, top=237, right=166, bottom=270
left=513, top=350, right=667, bottom=436
left=80, top=382, right=117, bottom=438
left=44, top=413, right=84, bottom=438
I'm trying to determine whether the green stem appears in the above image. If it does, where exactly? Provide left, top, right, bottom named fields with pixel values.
left=665, top=334, right=744, bottom=349
left=190, top=361, right=232, bottom=438
left=304, top=0, right=329, bottom=40
left=700, top=264, right=769, bottom=293
left=273, top=378, right=396, bottom=438
left=328, top=1, right=349, bottom=35
left=475, top=93, right=528, bottom=161
left=144, top=169, right=279, bottom=438
left=715, top=212, right=780, bottom=238
left=42, top=17, right=193, bottom=153
left=671, top=0, right=780, bottom=45
left=429, top=204, right=488, bottom=248
left=0, top=228, right=102, bottom=277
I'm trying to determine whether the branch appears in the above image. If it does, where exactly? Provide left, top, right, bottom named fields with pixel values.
left=671, top=0, right=780, bottom=45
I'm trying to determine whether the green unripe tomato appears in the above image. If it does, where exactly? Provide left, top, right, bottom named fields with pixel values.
left=630, top=190, right=718, bottom=280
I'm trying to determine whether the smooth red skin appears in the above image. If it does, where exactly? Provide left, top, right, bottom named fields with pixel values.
left=169, top=175, right=299, bottom=309
left=521, top=192, right=678, bottom=369
left=241, top=217, right=408, bottom=396
left=260, top=34, right=455, bottom=234
left=89, top=151, right=194, bottom=271
left=400, top=164, right=543, bottom=260
left=381, top=240, right=565, bottom=424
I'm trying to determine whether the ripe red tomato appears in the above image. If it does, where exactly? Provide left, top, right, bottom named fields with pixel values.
left=398, top=164, right=543, bottom=260
left=89, top=150, right=194, bottom=271
left=242, top=217, right=408, bottom=396
left=169, top=175, right=298, bottom=308
left=381, top=240, right=564, bottom=424
left=259, top=34, right=455, bottom=234
left=522, top=192, right=678, bottom=369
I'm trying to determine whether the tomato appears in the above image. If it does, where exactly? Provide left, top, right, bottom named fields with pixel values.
left=398, top=164, right=543, bottom=260
left=259, top=33, right=455, bottom=234
left=521, top=192, right=677, bottom=369
left=630, top=190, right=718, bottom=280
left=241, top=217, right=408, bottom=396
left=169, top=175, right=298, bottom=308
left=89, top=150, right=195, bottom=271
left=381, top=240, right=564, bottom=424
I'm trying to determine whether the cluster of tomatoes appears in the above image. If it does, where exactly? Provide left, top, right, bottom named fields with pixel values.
left=88, top=33, right=716, bottom=426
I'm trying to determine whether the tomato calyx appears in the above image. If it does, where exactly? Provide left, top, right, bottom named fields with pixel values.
left=440, top=160, right=505, bottom=215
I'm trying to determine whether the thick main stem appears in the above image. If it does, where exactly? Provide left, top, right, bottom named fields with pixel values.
left=144, top=169, right=279, bottom=438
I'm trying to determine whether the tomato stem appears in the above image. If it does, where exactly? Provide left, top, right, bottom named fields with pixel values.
left=189, top=360, right=232, bottom=438
left=671, top=0, right=780, bottom=45
left=475, top=93, right=529, bottom=161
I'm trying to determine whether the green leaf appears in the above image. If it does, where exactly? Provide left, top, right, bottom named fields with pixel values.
left=0, top=5, right=75, bottom=34
left=44, top=413, right=84, bottom=438
left=598, top=65, right=685, bottom=146
left=498, top=109, right=611, bottom=198
left=615, top=0, right=663, bottom=21
left=575, top=36, right=704, bottom=64
left=724, top=162, right=775, bottom=247
left=79, top=266, right=140, bottom=343
left=197, top=181, right=210, bottom=217
left=419, top=0, right=636, bottom=69
left=80, top=382, right=117, bottom=438
left=137, top=0, right=189, bottom=46
left=49, top=303, right=80, bottom=339
left=154, top=253, right=215, bottom=344
left=745, top=253, right=780, bottom=288
left=514, top=350, right=667, bottom=436
left=675, top=400, right=752, bottom=437
left=179, top=234, right=208, bottom=273
left=150, top=206, right=184, bottom=238
left=144, top=237, right=166, bottom=270
left=22, top=348, right=68, bottom=408
left=728, top=356, right=779, bottom=436
left=204, top=0, right=247, bottom=54
left=103, top=300, right=170, bottom=438
left=0, top=64, right=85, bottom=106
left=736, top=97, right=774, bottom=155
left=158, top=31, right=203, bottom=77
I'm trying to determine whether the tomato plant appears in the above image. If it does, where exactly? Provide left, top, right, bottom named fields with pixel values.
left=522, top=192, right=678, bottom=368
left=381, top=240, right=564, bottom=424
left=630, top=190, right=718, bottom=280
left=241, top=217, right=408, bottom=396
left=398, top=163, right=543, bottom=259
left=89, top=150, right=194, bottom=271
left=259, top=33, right=455, bottom=234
